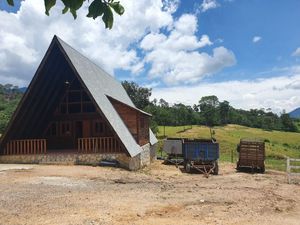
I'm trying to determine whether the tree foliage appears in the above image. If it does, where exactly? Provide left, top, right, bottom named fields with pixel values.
left=121, top=81, right=152, bottom=110
left=6, top=0, right=124, bottom=29
left=0, top=84, right=23, bottom=133
left=197, top=95, right=219, bottom=126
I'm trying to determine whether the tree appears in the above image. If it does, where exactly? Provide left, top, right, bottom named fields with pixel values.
left=121, top=81, right=152, bottom=110
left=198, top=95, right=220, bottom=126
left=280, top=113, right=298, bottom=132
left=6, top=0, right=124, bottom=29
left=0, top=84, right=23, bottom=133
left=219, top=100, right=229, bottom=125
left=159, top=98, right=169, bottom=108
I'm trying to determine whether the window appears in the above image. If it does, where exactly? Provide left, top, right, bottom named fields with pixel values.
left=82, top=91, right=92, bottom=102
left=46, top=122, right=57, bottom=136
left=68, top=104, right=81, bottom=113
left=83, top=103, right=96, bottom=113
left=61, top=122, right=72, bottom=136
left=94, top=121, right=104, bottom=135
left=55, top=82, right=96, bottom=115
left=51, top=123, right=57, bottom=136
left=68, top=91, right=81, bottom=102
left=60, top=104, right=67, bottom=114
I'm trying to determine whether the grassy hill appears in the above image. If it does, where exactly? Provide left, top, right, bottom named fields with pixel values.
left=157, top=124, right=300, bottom=171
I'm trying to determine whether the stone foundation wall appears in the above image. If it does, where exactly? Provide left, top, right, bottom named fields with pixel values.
left=0, top=153, right=135, bottom=170
left=0, top=143, right=156, bottom=171
left=140, top=143, right=151, bottom=167
left=126, top=143, right=153, bottom=170
left=150, top=143, right=157, bottom=162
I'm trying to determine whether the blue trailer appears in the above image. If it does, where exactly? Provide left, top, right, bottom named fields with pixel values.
left=183, top=139, right=219, bottom=176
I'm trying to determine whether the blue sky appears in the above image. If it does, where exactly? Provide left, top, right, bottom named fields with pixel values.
left=1, top=0, right=300, bottom=113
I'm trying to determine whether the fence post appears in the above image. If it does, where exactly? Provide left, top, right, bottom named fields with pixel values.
left=287, top=157, right=290, bottom=184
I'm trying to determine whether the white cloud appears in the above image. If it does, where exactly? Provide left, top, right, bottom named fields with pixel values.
left=152, top=72, right=300, bottom=114
left=140, top=33, right=167, bottom=51
left=162, top=0, right=180, bottom=13
left=141, top=14, right=235, bottom=85
left=292, top=47, right=300, bottom=57
left=0, top=0, right=175, bottom=86
left=200, top=0, right=220, bottom=12
left=252, top=36, right=262, bottom=43
left=0, top=0, right=235, bottom=88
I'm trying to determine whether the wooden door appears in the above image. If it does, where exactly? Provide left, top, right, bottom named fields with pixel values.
left=75, top=121, right=83, bottom=139
left=82, top=120, right=91, bottom=138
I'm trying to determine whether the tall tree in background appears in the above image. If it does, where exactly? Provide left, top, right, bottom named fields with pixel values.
left=280, top=113, right=298, bottom=132
left=198, top=95, right=220, bottom=126
left=219, top=100, right=230, bottom=125
left=6, top=0, right=124, bottom=29
left=121, top=81, right=152, bottom=110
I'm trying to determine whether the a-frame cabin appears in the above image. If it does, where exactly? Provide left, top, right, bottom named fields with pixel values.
left=0, top=36, right=157, bottom=170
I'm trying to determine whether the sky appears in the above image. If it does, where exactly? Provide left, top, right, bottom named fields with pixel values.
left=1, top=0, right=300, bottom=113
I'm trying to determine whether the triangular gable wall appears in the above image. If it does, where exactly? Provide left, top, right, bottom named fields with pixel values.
left=0, top=37, right=138, bottom=156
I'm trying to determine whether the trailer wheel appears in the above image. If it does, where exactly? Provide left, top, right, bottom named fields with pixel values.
left=185, top=162, right=191, bottom=173
left=260, top=166, right=265, bottom=173
left=213, top=162, right=219, bottom=175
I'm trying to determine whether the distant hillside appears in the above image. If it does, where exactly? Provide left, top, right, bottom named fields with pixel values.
left=19, top=87, right=27, bottom=93
left=289, top=107, right=300, bottom=118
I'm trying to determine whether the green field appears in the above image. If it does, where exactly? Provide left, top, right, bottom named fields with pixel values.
left=157, top=124, right=300, bottom=171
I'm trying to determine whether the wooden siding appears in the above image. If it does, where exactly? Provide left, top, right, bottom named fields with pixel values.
left=138, top=114, right=150, bottom=146
left=110, top=99, right=138, bottom=140
left=110, top=98, right=150, bottom=146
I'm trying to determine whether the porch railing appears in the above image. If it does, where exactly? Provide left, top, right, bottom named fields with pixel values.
left=4, top=139, right=47, bottom=155
left=78, top=137, right=122, bottom=154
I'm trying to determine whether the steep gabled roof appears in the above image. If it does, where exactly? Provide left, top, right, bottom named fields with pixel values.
left=1, top=36, right=156, bottom=157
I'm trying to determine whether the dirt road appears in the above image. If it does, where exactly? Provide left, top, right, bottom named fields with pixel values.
left=0, top=162, right=299, bottom=225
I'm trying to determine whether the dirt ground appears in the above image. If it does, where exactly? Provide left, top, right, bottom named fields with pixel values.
left=0, top=162, right=299, bottom=225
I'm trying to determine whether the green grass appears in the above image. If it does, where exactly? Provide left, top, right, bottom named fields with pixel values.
left=156, top=124, right=300, bottom=171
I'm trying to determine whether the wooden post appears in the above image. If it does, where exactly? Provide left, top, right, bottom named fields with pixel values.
left=287, top=157, right=291, bottom=184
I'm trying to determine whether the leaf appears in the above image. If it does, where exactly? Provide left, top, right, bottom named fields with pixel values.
left=70, top=8, right=77, bottom=19
left=108, top=1, right=124, bottom=16
left=61, top=0, right=71, bottom=7
left=62, top=0, right=84, bottom=10
left=61, top=0, right=84, bottom=19
left=44, top=0, right=56, bottom=16
left=62, top=6, right=69, bottom=14
left=102, top=4, right=113, bottom=29
left=87, top=0, right=104, bottom=19
left=7, top=0, right=14, bottom=6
